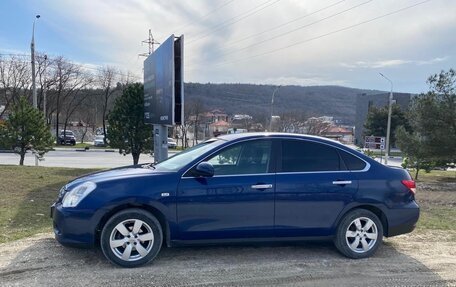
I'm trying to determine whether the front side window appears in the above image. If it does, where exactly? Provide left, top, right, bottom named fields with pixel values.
left=281, top=140, right=343, bottom=172
left=204, top=140, right=272, bottom=176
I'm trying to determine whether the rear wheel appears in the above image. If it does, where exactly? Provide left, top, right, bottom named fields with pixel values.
left=334, top=209, right=383, bottom=259
left=100, top=209, right=162, bottom=267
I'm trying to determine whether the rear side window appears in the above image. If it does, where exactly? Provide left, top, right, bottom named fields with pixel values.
left=281, top=140, right=343, bottom=172
left=339, top=150, right=367, bottom=171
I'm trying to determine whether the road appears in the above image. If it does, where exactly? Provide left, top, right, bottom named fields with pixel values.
left=0, top=231, right=454, bottom=286
left=0, top=149, right=178, bottom=169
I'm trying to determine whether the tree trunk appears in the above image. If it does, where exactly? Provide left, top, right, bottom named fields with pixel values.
left=19, top=148, right=25, bottom=165
left=102, top=97, right=108, bottom=144
left=81, top=125, right=88, bottom=144
left=414, top=167, right=420, bottom=180
left=132, top=152, right=140, bottom=165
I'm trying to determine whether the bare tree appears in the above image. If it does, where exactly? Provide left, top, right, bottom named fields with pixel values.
left=98, top=66, right=120, bottom=144
left=305, top=117, right=332, bottom=135
left=0, top=55, right=31, bottom=118
left=277, top=111, right=307, bottom=133
left=49, top=57, right=94, bottom=142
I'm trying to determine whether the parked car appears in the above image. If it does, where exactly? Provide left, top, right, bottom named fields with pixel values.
left=58, top=130, right=76, bottom=145
left=94, top=135, right=106, bottom=147
left=167, top=137, right=177, bottom=148
left=51, top=133, right=419, bottom=267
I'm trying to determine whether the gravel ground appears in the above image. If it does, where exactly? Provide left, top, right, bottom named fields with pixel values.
left=0, top=231, right=455, bottom=287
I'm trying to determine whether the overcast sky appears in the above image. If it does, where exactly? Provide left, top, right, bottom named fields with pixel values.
left=0, top=0, right=455, bottom=93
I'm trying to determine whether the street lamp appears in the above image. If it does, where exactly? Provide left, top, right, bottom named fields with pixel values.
left=31, top=14, right=40, bottom=109
left=379, top=72, right=393, bottom=165
left=269, top=85, right=281, bottom=131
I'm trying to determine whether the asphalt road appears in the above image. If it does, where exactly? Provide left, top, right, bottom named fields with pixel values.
left=0, top=149, right=178, bottom=169
left=0, top=231, right=454, bottom=287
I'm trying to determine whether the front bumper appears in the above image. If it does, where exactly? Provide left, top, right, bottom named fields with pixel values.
left=51, top=203, right=98, bottom=248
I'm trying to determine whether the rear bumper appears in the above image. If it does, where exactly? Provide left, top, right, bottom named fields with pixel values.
left=386, top=201, right=420, bottom=237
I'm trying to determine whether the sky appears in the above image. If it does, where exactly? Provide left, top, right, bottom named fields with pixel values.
left=0, top=0, right=455, bottom=93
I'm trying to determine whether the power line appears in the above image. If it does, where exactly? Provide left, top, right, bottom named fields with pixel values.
left=226, top=0, right=346, bottom=47
left=214, top=0, right=433, bottom=67
left=170, top=0, right=236, bottom=34
left=219, top=0, right=373, bottom=58
left=186, top=0, right=282, bottom=45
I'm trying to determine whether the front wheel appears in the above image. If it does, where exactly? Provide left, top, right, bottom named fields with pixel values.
left=100, top=209, right=163, bottom=267
left=334, top=209, right=383, bottom=259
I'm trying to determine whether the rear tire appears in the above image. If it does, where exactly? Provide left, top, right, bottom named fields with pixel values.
left=100, top=209, right=163, bottom=267
left=334, top=209, right=383, bottom=259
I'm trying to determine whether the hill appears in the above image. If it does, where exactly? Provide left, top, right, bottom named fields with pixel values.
left=184, top=83, right=382, bottom=125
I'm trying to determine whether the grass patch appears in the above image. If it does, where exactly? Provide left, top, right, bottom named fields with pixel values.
left=411, top=169, right=456, bottom=182
left=0, top=165, right=99, bottom=243
left=417, top=206, right=456, bottom=231
left=55, top=143, right=108, bottom=149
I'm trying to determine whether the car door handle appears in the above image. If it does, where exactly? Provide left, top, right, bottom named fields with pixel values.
left=251, top=184, right=273, bottom=189
left=332, top=180, right=352, bottom=185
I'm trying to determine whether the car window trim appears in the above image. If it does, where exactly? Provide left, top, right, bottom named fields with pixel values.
left=181, top=136, right=370, bottom=178
left=277, top=138, right=370, bottom=174
left=181, top=138, right=275, bottom=178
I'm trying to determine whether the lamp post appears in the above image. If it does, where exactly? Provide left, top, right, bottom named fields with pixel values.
left=31, top=14, right=40, bottom=109
left=43, top=54, right=47, bottom=120
left=379, top=72, right=393, bottom=165
left=269, top=85, right=281, bottom=131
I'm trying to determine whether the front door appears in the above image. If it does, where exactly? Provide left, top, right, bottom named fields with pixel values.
left=177, top=139, right=275, bottom=240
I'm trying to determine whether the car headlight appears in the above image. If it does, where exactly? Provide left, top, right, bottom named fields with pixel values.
left=62, top=181, right=97, bottom=208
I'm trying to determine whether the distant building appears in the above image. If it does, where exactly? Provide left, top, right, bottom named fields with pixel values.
left=355, top=93, right=412, bottom=146
left=322, top=126, right=354, bottom=144
left=209, top=120, right=230, bottom=136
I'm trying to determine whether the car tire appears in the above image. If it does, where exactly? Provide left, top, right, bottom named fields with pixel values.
left=100, top=208, right=163, bottom=268
left=334, top=209, right=383, bottom=259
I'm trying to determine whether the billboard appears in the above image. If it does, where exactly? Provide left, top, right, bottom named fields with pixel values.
left=144, top=34, right=184, bottom=125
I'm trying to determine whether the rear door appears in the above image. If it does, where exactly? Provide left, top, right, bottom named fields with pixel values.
left=274, top=139, right=360, bottom=237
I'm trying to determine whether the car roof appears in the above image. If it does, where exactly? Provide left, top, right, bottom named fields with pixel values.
left=217, top=132, right=339, bottom=144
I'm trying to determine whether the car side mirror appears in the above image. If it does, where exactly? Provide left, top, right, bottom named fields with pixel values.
left=195, top=162, right=215, bottom=177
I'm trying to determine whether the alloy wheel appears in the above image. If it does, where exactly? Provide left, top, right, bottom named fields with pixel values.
left=345, top=217, right=378, bottom=253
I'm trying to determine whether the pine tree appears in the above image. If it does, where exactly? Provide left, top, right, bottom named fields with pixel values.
left=107, top=83, right=152, bottom=165
left=0, top=97, right=54, bottom=165
left=396, top=69, right=456, bottom=179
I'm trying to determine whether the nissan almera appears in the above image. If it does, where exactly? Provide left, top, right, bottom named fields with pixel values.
left=51, top=133, right=419, bottom=267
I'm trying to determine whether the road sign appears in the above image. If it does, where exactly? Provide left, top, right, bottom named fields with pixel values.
left=364, top=136, right=386, bottom=149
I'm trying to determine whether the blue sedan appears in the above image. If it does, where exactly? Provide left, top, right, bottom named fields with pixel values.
left=51, top=133, right=419, bottom=267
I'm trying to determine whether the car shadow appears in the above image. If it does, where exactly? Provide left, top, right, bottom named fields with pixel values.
left=0, top=234, right=449, bottom=286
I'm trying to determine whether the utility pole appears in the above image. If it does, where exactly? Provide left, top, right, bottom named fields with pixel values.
left=269, top=85, right=281, bottom=131
left=31, top=15, right=40, bottom=109
left=139, top=29, right=160, bottom=57
left=379, top=73, right=393, bottom=165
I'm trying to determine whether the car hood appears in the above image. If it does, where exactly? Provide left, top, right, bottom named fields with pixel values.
left=66, top=164, right=171, bottom=189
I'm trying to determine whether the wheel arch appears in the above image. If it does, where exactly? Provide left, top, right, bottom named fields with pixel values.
left=335, top=204, right=389, bottom=236
left=95, top=204, right=171, bottom=247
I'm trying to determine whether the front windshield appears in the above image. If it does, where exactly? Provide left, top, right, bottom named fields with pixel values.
left=155, top=139, right=225, bottom=171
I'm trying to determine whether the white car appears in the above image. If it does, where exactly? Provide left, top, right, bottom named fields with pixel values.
left=94, top=135, right=106, bottom=147
left=167, top=137, right=177, bottom=148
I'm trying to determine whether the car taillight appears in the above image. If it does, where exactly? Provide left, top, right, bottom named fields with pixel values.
left=401, top=180, right=416, bottom=194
